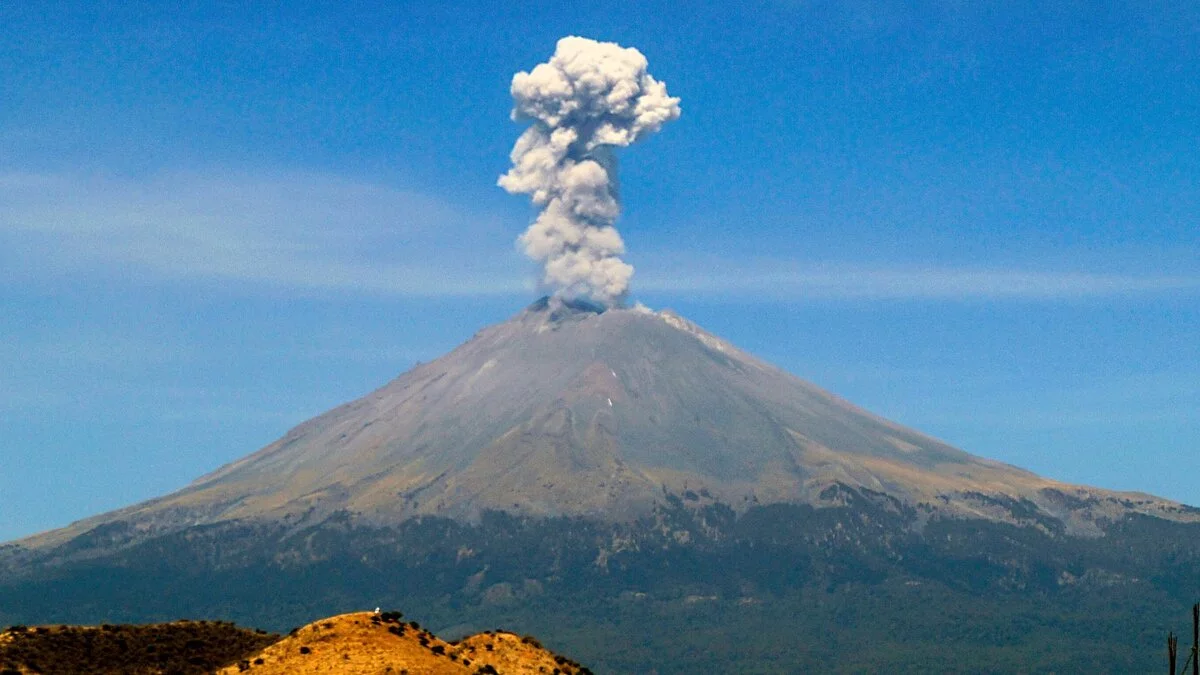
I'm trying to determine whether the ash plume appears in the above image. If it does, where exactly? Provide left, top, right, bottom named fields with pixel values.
left=499, top=36, right=680, bottom=307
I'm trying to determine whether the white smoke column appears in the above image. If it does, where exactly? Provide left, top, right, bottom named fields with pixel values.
left=499, top=36, right=681, bottom=307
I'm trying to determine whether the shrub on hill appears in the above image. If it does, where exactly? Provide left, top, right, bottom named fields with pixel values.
left=0, top=620, right=278, bottom=675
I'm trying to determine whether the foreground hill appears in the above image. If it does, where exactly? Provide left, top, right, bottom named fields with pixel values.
left=0, top=619, right=277, bottom=674
left=2, top=298, right=1199, bottom=672
left=218, top=611, right=589, bottom=675
left=0, top=612, right=584, bottom=675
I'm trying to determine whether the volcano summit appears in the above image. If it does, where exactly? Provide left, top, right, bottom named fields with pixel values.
left=3, top=300, right=1200, bottom=673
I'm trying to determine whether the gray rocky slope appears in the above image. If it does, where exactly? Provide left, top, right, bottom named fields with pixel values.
left=15, top=298, right=1197, bottom=551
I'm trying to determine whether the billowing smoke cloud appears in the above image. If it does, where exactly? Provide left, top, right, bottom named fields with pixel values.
left=499, top=36, right=680, bottom=307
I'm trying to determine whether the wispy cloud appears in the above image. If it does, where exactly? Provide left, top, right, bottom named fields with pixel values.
left=0, top=170, right=530, bottom=296
left=2, top=170, right=1194, bottom=302
left=636, top=259, right=1200, bottom=301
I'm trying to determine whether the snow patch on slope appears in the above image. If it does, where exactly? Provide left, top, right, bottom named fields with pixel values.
left=656, top=309, right=732, bottom=355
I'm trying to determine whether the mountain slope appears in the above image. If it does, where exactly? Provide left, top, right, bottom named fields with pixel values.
left=14, top=298, right=1196, bottom=554
left=4, top=298, right=1200, bottom=673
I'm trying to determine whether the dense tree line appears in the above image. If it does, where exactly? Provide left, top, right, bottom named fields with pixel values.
left=2, top=484, right=1199, bottom=673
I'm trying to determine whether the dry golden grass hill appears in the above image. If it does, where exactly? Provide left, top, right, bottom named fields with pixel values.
left=216, top=611, right=592, bottom=675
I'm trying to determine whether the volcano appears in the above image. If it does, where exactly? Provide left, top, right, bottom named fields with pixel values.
left=3, top=299, right=1199, bottom=673
left=17, top=298, right=1192, bottom=546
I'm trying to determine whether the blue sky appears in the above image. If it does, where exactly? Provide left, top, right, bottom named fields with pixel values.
left=1, top=1, right=1197, bottom=541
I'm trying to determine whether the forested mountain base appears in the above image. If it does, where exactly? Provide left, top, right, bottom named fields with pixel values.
left=3, top=490, right=1198, bottom=673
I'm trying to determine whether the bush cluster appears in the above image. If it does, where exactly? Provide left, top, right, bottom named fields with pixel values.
left=0, top=621, right=278, bottom=675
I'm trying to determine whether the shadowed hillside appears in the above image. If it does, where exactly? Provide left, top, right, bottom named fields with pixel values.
left=0, top=620, right=277, bottom=675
